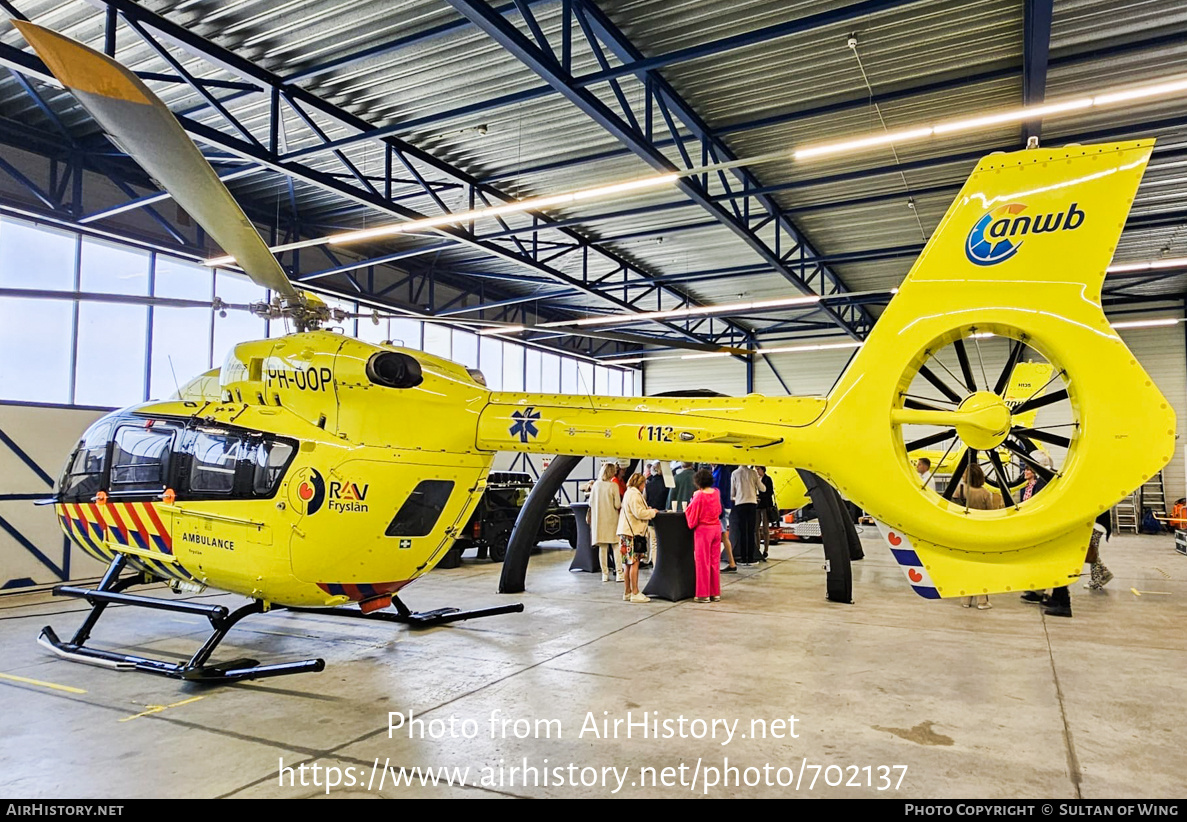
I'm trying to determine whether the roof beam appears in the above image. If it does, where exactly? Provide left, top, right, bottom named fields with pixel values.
left=285, top=0, right=554, bottom=83
left=0, top=0, right=752, bottom=351
left=480, top=28, right=1187, bottom=184
left=445, top=0, right=872, bottom=339
left=279, top=0, right=923, bottom=160
left=1021, top=0, right=1055, bottom=144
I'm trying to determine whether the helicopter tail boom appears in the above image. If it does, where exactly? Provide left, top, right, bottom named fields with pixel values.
left=475, top=141, right=1174, bottom=598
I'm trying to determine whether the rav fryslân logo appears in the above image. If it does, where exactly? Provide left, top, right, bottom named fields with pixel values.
left=289, top=467, right=326, bottom=515
left=965, top=202, right=1085, bottom=266
left=287, top=468, right=370, bottom=515
left=327, top=480, right=369, bottom=513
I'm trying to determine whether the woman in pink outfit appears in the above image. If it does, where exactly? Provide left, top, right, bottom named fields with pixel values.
left=684, top=468, right=724, bottom=603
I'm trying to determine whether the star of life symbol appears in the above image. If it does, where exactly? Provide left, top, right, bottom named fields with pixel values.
left=509, top=407, right=541, bottom=442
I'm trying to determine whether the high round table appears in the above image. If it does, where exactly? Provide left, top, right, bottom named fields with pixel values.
left=642, top=512, right=697, bottom=601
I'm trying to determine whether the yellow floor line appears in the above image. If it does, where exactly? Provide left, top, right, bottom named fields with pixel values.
left=119, top=695, right=204, bottom=723
left=0, top=671, right=86, bottom=694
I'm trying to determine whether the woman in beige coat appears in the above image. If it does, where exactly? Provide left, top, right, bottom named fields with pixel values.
left=618, top=473, right=658, bottom=603
left=589, top=462, right=623, bottom=582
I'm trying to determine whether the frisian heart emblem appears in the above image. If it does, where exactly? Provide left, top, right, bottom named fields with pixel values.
left=888, top=531, right=902, bottom=546
left=908, top=568, right=923, bottom=583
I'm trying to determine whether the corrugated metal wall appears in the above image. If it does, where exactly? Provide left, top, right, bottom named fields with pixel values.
left=1117, top=315, right=1187, bottom=504
left=641, top=355, right=749, bottom=396
left=755, top=346, right=861, bottom=397
left=643, top=314, right=1187, bottom=500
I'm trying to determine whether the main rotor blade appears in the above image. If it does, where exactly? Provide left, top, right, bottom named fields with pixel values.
left=15, top=22, right=298, bottom=303
left=1012, top=387, right=1070, bottom=415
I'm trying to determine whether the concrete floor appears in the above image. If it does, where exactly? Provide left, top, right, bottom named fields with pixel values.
left=0, top=533, right=1183, bottom=799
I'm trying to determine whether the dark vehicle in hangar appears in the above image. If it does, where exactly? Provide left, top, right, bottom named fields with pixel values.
left=441, top=471, right=577, bottom=566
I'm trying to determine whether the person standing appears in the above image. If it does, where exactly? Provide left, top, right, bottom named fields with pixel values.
left=643, top=461, right=667, bottom=567
left=731, top=464, right=760, bottom=565
left=954, top=463, right=995, bottom=512
left=618, top=473, right=657, bottom=603
left=755, top=466, right=775, bottom=561
left=590, top=462, right=623, bottom=583
left=1043, top=511, right=1112, bottom=617
left=955, top=464, right=996, bottom=610
left=1019, top=462, right=1047, bottom=504
left=1019, top=462, right=1056, bottom=606
left=1085, top=510, right=1114, bottom=590
left=684, top=468, right=724, bottom=603
left=711, top=464, right=738, bottom=573
left=612, top=463, right=628, bottom=501
left=644, top=461, right=667, bottom=509
left=712, top=464, right=734, bottom=510
left=668, top=461, right=695, bottom=510
left=915, top=457, right=936, bottom=492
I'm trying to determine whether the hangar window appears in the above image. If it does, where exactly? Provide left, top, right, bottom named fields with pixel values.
left=0, top=217, right=75, bottom=291
left=110, top=424, right=175, bottom=493
left=386, top=480, right=455, bottom=537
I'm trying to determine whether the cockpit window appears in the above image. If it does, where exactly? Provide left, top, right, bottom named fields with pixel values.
left=58, top=420, right=113, bottom=502
left=57, top=414, right=297, bottom=502
left=110, top=424, right=175, bottom=493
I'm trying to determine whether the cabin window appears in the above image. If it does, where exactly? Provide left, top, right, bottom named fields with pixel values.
left=249, top=439, right=295, bottom=495
left=110, top=424, right=174, bottom=493
left=386, top=480, right=454, bottom=537
left=178, top=426, right=296, bottom=499
left=188, top=430, right=242, bottom=494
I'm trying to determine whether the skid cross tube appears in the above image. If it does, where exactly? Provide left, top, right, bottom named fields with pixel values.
left=39, top=557, right=324, bottom=683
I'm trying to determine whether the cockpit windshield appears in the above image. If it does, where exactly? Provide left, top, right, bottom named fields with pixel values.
left=55, top=414, right=296, bottom=503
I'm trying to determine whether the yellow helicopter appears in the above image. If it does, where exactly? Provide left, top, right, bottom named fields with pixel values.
left=20, top=22, right=1174, bottom=683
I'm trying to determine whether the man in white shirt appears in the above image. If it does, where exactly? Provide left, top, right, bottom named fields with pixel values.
left=915, top=457, right=937, bottom=492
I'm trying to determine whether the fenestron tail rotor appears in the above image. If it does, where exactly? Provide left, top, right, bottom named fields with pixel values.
left=13, top=21, right=322, bottom=330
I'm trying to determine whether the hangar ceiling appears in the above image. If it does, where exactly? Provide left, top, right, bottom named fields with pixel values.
left=0, top=0, right=1184, bottom=360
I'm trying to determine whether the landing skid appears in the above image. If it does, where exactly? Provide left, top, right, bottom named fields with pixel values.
left=38, top=556, right=524, bottom=683
left=289, top=597, right=525, bottom=627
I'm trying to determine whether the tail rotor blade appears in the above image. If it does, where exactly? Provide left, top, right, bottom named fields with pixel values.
left=1012, top=388, right=1070, bottom=416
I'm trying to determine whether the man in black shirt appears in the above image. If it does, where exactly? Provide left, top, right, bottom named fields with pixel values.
left=642, top=461, right=668, bottom=568
left=645, top=461, right=668, bottom=510
left=756, top=466, right=776, bottom=561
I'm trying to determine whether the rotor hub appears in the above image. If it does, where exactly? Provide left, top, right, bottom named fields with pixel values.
left=953, top=391, right=1012, bottom=450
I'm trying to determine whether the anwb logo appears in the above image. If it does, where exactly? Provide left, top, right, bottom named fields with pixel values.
left=965, top=202, right=1085, bottom=266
